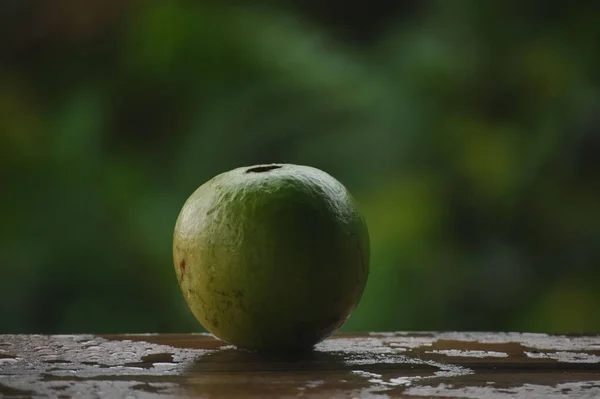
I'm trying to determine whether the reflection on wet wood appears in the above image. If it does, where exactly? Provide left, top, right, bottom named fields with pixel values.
left=1, top=332, right=599, bottom=398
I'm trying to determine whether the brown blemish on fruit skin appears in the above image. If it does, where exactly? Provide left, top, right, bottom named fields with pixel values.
left=177, top=259, right=186, bottom=282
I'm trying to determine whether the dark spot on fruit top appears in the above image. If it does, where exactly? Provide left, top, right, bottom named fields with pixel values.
left=179, top=259, right=186, bottom=272
left=246, top=165, right=282, bottom=173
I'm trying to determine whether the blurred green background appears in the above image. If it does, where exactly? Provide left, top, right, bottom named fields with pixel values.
left=2, top=1, right=599, bottom=334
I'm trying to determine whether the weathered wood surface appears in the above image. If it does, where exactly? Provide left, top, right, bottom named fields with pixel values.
left=1, top=332, right=599, bottom=398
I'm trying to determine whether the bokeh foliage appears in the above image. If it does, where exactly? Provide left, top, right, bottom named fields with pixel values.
left=2, top=1, right=599, bottom=334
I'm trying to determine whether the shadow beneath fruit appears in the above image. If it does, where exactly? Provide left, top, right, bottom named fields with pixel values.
left=187, top=346, right=349, bottom=373
left=182, top=347, right=376, bottom=398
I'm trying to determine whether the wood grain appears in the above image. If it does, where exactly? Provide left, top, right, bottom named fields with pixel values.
left=1, top=332, right=599, bottom=398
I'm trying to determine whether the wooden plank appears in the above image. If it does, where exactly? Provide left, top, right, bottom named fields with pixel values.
left=1, top=332, right=599, bottom=398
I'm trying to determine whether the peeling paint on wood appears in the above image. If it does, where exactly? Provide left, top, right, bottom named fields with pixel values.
left=0, top=332, right=599, bottom=398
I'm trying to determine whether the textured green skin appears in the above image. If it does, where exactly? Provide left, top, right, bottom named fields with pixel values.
left=173, top=164, right=370, bottom=352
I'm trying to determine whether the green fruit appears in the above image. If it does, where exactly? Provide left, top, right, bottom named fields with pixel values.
left=173, top=164, right=369, bottom=352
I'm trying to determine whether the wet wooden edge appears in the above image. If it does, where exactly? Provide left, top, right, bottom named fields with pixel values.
left=1, top=332, right=599, bottom=398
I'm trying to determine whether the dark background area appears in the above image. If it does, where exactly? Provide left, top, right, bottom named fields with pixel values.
left=2, top=0, right=599, bottom=334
